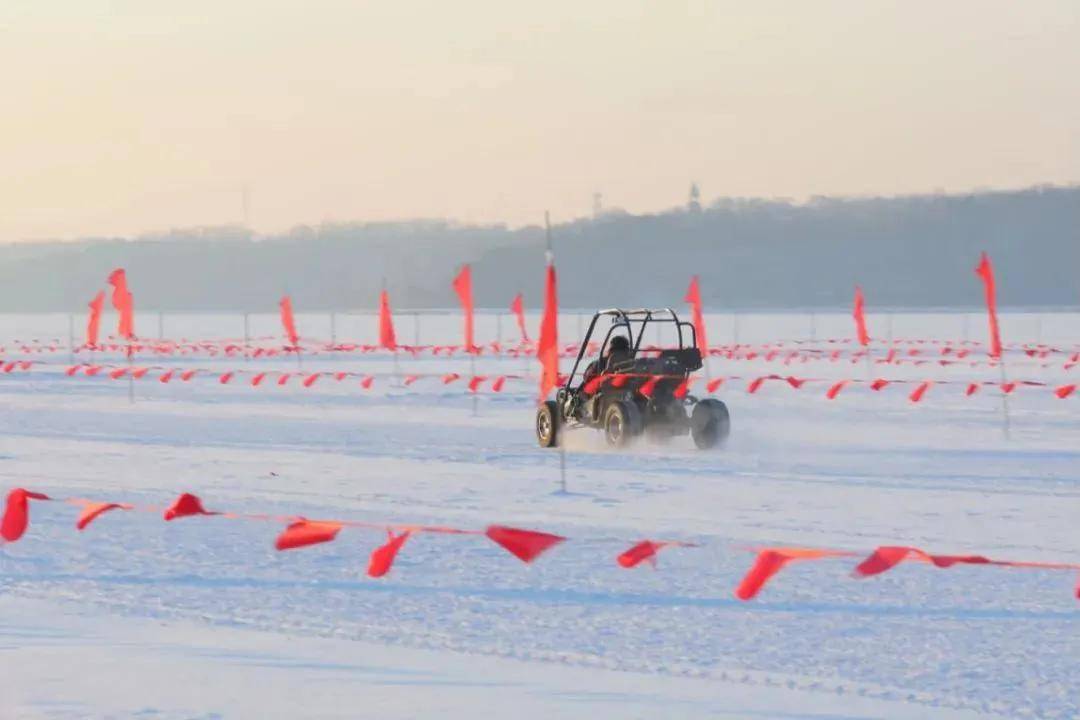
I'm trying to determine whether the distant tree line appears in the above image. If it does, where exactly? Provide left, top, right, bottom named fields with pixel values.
left=1, top=185, right=1077, bottom=312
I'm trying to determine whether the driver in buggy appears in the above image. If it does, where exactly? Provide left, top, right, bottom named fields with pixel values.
left=581, top=334, right=634, bottom=391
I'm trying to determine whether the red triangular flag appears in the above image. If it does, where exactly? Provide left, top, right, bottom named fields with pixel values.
left=853, top=546, right=915, bottom=577
left=107, top=269, right=135, bottom=340
left=379, top=289, right=397, bottom=350
left=909, top=381, right=932, bottom=403
left=368, top=530, right=411, bottom=577
left=852, top=285, right=870, bottom=347
left=974, top=252, right=1003, bottom=358
left=275, top=520, right=342, bottom=551
left=279, top=295, right=299, bottom=348
left=537, top=257, right=559, bottom=402
left=510, top=293, right=529, bottom=343
left=1, top=488, right=50, bottom=542
left=617, top=540, right=664, bottom=568
left=735, top=550, right=791, bottom=600
left=86, top=291, right=105, bottom=347
left=163, top=493, right=217, bottom=521
left=452, top=265, right=475, bottom=352
left=76, top=502, right=131, bottom=531
left=486, top=525, right=565, bottom=563
left=735, top=547, right=849, bottom=600
left=826, top=380, right=848, bottom=400
left=683, top=276, right=708, bottom=356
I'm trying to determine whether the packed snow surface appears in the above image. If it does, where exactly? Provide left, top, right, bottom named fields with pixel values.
left=1, top=311, right=1077, bottom=719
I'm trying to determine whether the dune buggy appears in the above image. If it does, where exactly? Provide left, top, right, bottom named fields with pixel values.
left=536, top=308, right=730, bottom=449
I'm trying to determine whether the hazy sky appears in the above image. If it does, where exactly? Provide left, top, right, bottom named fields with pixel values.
left=2, top=0, right=1078, bottom=240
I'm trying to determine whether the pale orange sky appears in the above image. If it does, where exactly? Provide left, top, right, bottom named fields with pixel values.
left=2, top=0, right=1078, bottom=240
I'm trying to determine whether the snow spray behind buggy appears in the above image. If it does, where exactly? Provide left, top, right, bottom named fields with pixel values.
left=536, top=309, right=730, bottom=449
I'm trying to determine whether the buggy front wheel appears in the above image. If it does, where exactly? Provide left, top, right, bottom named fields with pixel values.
left=536, top=400, right=560, bottom=448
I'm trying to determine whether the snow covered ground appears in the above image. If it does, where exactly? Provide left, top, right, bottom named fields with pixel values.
left=1, top=312, right=1077, bottom=719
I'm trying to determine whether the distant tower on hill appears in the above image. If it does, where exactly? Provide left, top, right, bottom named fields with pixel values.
left=592, top=191, right=603, bottom=218
left=687, top=182, right=701, bottom=213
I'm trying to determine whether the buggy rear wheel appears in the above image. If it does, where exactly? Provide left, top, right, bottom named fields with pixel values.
left=691, top=398, right=730, bottom=450
left=536, top=400, right=560, bottom=448
left=603, top=400, right=642, bottom=448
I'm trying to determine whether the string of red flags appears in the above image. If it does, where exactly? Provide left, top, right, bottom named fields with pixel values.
left=4, top=487, right=1078, bottom=600
left=20, top=341, right=1078, bottom=373
left=12, top=331, right=1072, bottom=354
left=4, top=360, right=1077, bottom=401
left=11, top=326, right=1079, bottom=368
left=733, top=544, right=1080, bottom=600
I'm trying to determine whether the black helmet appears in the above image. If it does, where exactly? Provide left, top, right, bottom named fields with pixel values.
left=609, top=335, right=630, bottom=352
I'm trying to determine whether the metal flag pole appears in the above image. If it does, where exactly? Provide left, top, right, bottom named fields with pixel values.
left=470, top=350, right=478, bottom=417
left=469, top=273, right=478, bottom=417
left=127, top=337, right=135, bottom=404
left=67, top=313, right=75, bottom=366
left=999, top=354, right=1012, bottom=440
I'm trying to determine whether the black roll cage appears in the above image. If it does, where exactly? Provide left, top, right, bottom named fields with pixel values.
left=564, top=308, right=697, bottom=389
